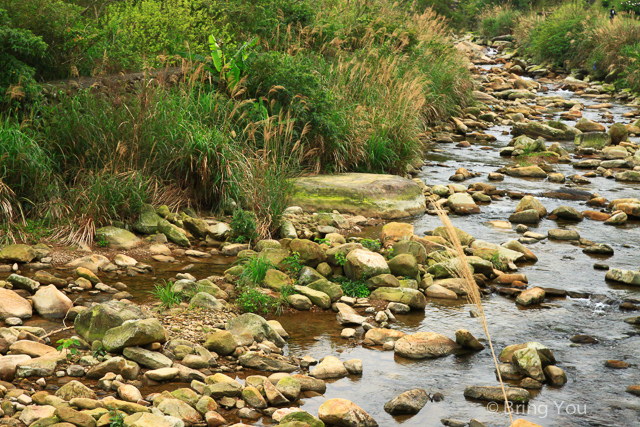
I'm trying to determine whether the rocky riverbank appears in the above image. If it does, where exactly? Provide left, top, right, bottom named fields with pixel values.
left=0, top=33, right=639, bottom=427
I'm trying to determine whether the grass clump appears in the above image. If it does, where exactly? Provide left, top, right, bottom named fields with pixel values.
left=333, top=276, right=370, bottom=298
left=149, top=280, right=182, bottom=309
left=478, top=4, right=523, bottom=38
left=230, top=208, right=258, bottom=243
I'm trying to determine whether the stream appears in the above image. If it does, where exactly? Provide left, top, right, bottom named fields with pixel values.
left=6, top=51, right=640, bottom=427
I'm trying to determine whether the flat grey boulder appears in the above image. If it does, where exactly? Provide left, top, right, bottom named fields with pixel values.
left=463, top=386, right=530, bottom=403
left=291, top=173, right=426, bottom=219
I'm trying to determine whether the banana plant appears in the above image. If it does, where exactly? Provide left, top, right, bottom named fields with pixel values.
left=208, top=35, right=257, bottom=91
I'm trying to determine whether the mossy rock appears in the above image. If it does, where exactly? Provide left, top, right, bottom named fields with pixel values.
left=74, top=301, right=148, bottom=342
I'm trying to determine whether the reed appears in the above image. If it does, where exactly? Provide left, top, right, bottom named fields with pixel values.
left=434, top=203, right=514, bottom=424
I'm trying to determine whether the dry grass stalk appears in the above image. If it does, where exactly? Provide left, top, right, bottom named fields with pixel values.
left=433, top=203, right=514, bottom=424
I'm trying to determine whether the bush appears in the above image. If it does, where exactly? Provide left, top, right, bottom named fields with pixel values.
left=230, top=208, right=258, bottom=242
left=0, top=9, right=48, bottom=105
left=478, top=5, right=522, bottom=38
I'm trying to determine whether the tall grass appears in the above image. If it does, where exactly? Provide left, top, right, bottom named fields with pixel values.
left=478, top=4, right=523, bottom=38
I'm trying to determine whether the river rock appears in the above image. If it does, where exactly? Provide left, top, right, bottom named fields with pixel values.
left=55, top=407, right=97, bottom=427
left=276, top=376, right=301, bottom=401
left=447, top=193, right=480, bottom=214
left=515, top=196, right=547, bottom=217
left=614, top=171, right=640, bottom=182
left=383, top=389, right=429, bottom=415
left=392, top=240, right=427, bottom=264
left=238, top=351, right=297, bottom=372
left=0, top=354, right=31, bottom=380
left=292, top=173, right=426, bottom=219
left=279, top=411, right=324, bottom=427
left=505, top=166, right=547, bottom=179
left=575, top=118, right=605, bottom=132
left=366, top=274, right=400, bottom=290
left=310, top=356, right=348, bottom=379
left=190, top=293, right=225, bottom=311
left=336, top=303, right=369, bottom=325
left=287, top=294, right=313, bottom=310
left=455, top=329, right=484, bottom=350
left=394, top=332, right=461, bottom=359
left=515, top=287, right=545, bottom=306
left=86, top=357, right=140, bottom=380
left=512, top=347, right=545, bottom=381
left=263, top=378, right=288, bottom=405
left=609, top=123, right=628, bottom=144
left=500, top=342, right=556, bottom=366
left=344, top=249, right=390, bottom=280
left=308, top=279, right=343, bottom=302
left=9, top=340, right=56, bottom=357
left=432, top=226, right=474, bottom=246
left=102, top=318, right=166, bottom=352
left=7, top=273, right=40, bottom=293
left=425, top=283, right=457, bottom=300
left=583, top=243, right=613, bottom=255
left=605, top=268, right=640, bottom=286
left=294, top=285, right=331, bottom=309
left=513, top=122, right=566, bottom=140
left=290, top=239, right=327, bottom=267
left=56, top=380, right=97, bottom=400
left=123, top=346, right=172, bottom=369
left=74, top=301, right=148, bottom=342
left=32, top=285, right=73, bottom=318
left=146, top=367, right=179, bottom=381
left=370, top=287, right=426, bottom=309
left=543, top=365, right=567, bottom=386
left=19, top=405, right=56, bottom=426
left=463, top=386, right=530, bottom=403
left=550, top=206, right=583, bottom=221
left=0, top=244, right=36, bottom=263
left=0, top=288, right=32, bottom=321
left=227, top=313, right=286, bottom=348
left=157, top=398, right=203, bottom=425
left=574, top=132, right=611, bottom=149
left=509, top=209, right=539, bottom=224
left=318, top=398, right=378, bottom=427
left=263, top=269, right=291, bottom=291
left=501, top=240, right=537, bottom=262
left=548, top=229, right=580, bottom=240
left=95, top=226, right=141, bottom=250
left=204, top=330, right=237, bottom=355
left=363, top=328, right=405, bottom=346
left=387, top=254, right=419, bottom=278
left=381, top=222, right=414, bottom=246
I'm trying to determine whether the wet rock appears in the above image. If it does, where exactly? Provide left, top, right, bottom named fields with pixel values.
left=512, top=346, right=545, bottom=381
left=336, top=303, right=369, bottom=325
left=544, top=365, right=567, bottom=386
left=344, top=249, right=390, bottom=280
left=344, top=359, right=363, bottom=375
left=242, top=386, right=267, bottom=409
left=292, top=374, right=326, bottom=393
left=583, top=244, right=614, bottom=255
left=95, top=226, right=141, bottom=250
left=383, top=389, right=429, bottom=415
left=426, top=284, right=458, bottom=300
left=548, top=229, right=580, bottom=240
left=362, top=328, right=405, bottom=346
left=575, top=118, right=605, bottom=132
left=227, top=313, right=286, bottom=348
left=387, top=254, right=419, bottom=278
left=276, top=376, right=301, bottom=400
left=308, top=279, right=343, bottom=303
left=294, top=285, right=331, bottom=309
left=7, top=273, right=40, bottom=293
left=318, top=398, right=378, bottom=427
left=123, top=346, right=172, bottom=369
left=55, top=407, right=97, bottom=427
left=145, top=367, right=180, bottom=382
left=505, top=166, right=547, bottom=179
left=515, top=287, right=545, bottom=307
left=574, top=132, right=611, bottom=149
left=509, top=209, right=539, bottom=224
left=263, top=378, right=288, bottom=405
left=605, top=268, right=640, bottom=286
left=463, top=386, right=530, bottom=403
left=497, top=363, right=525, bottom=381
left=370, top=287, right=426, bottom=310
left=627, top=385, right=640, bottom=396
left=455, top=330, right=484, bottom=350
left=520, top=377, right=543, bottom=389
left=605, top=360, right=630, bottom=369
left=394, top=332, right=461, bottom=359
left=550, top=206, right=583, bottom=221
left=500, top=342, right=556, bottom=366
left=310, top=356, right=348, bottom=379
left=204, top=330, right=237, bottom=356
left=614, top=171, right=640, bottom=182
left=279, top=411, right=324, bottom=427
left=609, top=123, right=628, bottom=144
left=515, top=196, right=547, bottom=217
left=447, top=193, right=480, bottom=214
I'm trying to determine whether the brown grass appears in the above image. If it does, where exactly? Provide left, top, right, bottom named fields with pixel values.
left=434, top=203, right=514, bottom=424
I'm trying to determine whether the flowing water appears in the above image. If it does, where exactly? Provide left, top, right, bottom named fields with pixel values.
left=7, top=55, right=640, bottom=427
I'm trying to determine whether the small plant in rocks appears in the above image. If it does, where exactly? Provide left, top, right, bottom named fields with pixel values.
left=109, top=409, right=125, bottom=427
left=149, top=280, right=182, bottom=309
left=283, top=251, right=303, bottom=275
left=333, top=276, right=370, bottom=298
left=56, top=338, right=80, bottom=358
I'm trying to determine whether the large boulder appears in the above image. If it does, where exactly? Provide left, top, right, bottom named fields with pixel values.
left=133, top=204, right=162, bottom=235
left=381, top=223, right=414, bottom=247
left=102, top=318, right=167, bottom=352
left=227, top=313, right=286, bottom=348
left=609, top=123, right=628, bottom=144
left=387, top=254, right=419, bottom=278
left=74, top=301, right=149, bottom=342
left=33, top=285, right=73, bottom=318
left=394, top=332, right=461, bottom=359
left=158, top=220, right=190, bottom=247
left=291, top=173, right=426, bottom=219
left=512, top=122, right=567, bottom=140
left=0, top=288, right=32, bottom=321
left=574, top=132, right=611, bottom=149
left=370, top=287, right=426, bottom=310
left=615, top=171, right=640, bottom=182
left=605, top=268, right=640, bottom=286
left=432, top=226, right=474, bottom=246
left=310, top=356, right=348, bottom=379
left=318, top=398, right=378, bottom=427
left=95, top=226, right=141, bottom=250
left=0, top=355, right=32, bottom=381
left=0, top=244, right=36, bottom=263
left=86, top=357, right=140, bottom=380
left=515, top=195, right=547, bottom=217
left=344, top=249, right=390, bottom=280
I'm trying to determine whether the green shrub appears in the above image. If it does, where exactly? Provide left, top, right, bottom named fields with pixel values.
left=230, top=208, right=258, bottom=242
left=0, top=9, right=48, bottom=105
left=478, top=5, right=522, bottom=38
left=238, top=256, right=273, bottom=285
left=283, top=251, right=303, bottom=275
left=333, top=276, right=370, bottom=298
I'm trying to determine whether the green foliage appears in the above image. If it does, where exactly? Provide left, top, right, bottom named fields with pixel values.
left=0, top=9, right=47, bottom=105
left=56, top=338, right=80, bottom=357
left=621, top=0, right=640, bottom=14
left=150, top=280, right=182, bottom=309
left=334, top=251, right=347, bottom=266
left=236, top=285, right=275, bottom=314
left=385, top=247, right=395, bottom=260
left=101, top=0, right=228, bottom=70
left=333, top=276, right=370, bottom=298
left=109, top=409, right=125, bottom=427
left=230, top=208, right=258, bottom=242
left=283, top=251, right=303, bottom=275
left=315, top=238, right=330, bottom=245
left=238, top=256, right=273, bottom=286
left=360, top=238, right=381, bottom=252
left=96, top=236, right=109, bottom=248
left=93, top=345, right=107, bottom=358
left=478, top=6, right=522, bottom=38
